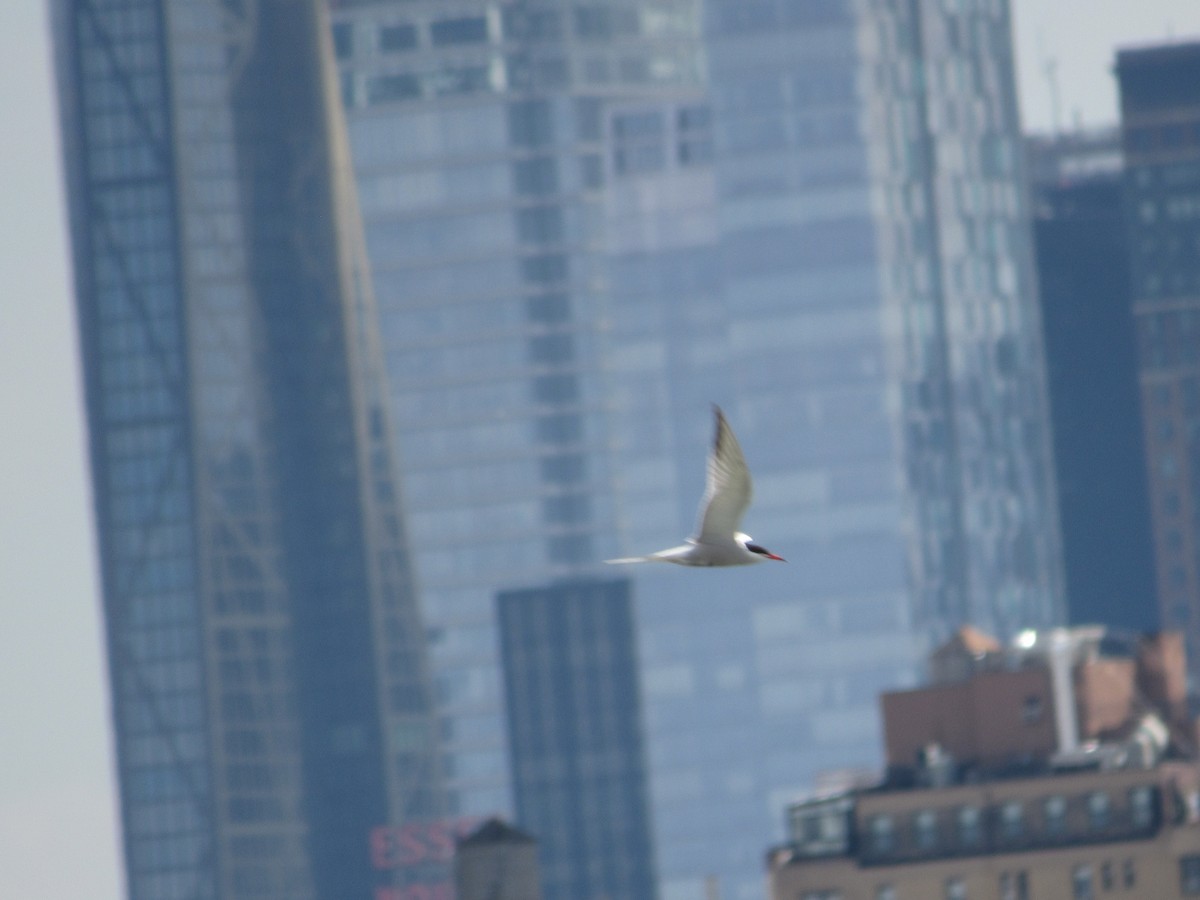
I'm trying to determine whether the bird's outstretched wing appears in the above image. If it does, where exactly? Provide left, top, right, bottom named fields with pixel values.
left=693, top=405, right=752, bottom=542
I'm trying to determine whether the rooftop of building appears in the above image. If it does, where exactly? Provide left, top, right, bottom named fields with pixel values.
left=769, top=627, right=1200, bottom=879
left=457, top=817, right=537, bottom=847
left=788, top=625, right=1197, bottom=804
left=1026, top=128, right=1123, bottom=190
left=1117, top=37, right=1200, bottom=68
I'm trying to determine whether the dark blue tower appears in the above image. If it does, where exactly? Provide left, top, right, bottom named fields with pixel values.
left=497, top=578, right=657, bottom=900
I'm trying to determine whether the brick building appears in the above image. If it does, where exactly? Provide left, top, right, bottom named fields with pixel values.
left=768, top=627, right=1200, bottom=900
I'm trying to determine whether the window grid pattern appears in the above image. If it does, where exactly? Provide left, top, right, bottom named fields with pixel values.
left=331, top=0, right=707, bottom=828
left=1119, top=45, right=1200, bottom=679
left=62, top=1, right=215, bottom=898
left=853, top=782, right=1161, bottom=865
left=58, top=0, right=445, bottom=898
left=861, top=0, right=1065, bottom=641
left=498, top=580, right=657, bottom=900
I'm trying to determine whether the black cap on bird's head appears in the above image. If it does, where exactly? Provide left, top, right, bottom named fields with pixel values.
left=744, top=540, right=785, bottom=562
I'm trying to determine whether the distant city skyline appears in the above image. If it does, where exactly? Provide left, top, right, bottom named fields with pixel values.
left=330, top=3, right=1060, bottom=897
left=5, top=3, right=1200, bottom=899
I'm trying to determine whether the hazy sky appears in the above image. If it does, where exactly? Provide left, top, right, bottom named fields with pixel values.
left=2, top=3, right=1198, bottom=898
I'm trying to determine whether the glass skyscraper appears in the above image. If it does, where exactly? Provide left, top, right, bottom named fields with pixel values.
left=51, top=1, right=442, bottom=898
left=1028, top=130, right=1158, bottom=631
left=498, top=578, right=656, bottom=900
left=330, top=2, right=1063, bottom=899
left=330, top=0, right=711, bottom=830
left=1117, top=41, right=1200, bottom=683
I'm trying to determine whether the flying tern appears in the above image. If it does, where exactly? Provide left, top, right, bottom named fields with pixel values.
left=606, top=405, right=784, bottom=567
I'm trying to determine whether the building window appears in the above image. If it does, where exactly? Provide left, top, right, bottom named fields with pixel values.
left=367, top=73, right=420, bottom=104
left=332, top=21, right=353, bottom=58
left=575, top=97, right=603, bottom=140
left=612, top=110, right=667, bottom=175
left=540, top=453, right=585, bottom=484
left=528, top=334, right=574, bottom=365
left=430, top=16, right=488, bottom=45
left=516, top=206, right=564, bottom=243
left=875, top=886, right=895, bottom=900
left=1100, top=862, right=1114, bottom=890
left=613, top=111, right=662, bottom=139
left=614, top=142, right=665, bottom=174
left=1000, top=871, right=1029, bottom=900
left=868, top=814, right=894, bottom=854
left=1044, top=794, right=1067, bottom=836
left=508, top=100, right=555, bottom=147
left=579, top=153, right=604, bottom=188
left=547, top=534, right=590, bottom=564
left=379, top=23, right=418, bottom=52
left=536, top=412, right=582, bottom=443
left=520, top=253, right=568, bottom=284
left=679, top=104, right=711, bottom=131
left=339, top=71, right=356, bottom=110
left=542, top=493, right=590, bottom=525
left=1087, top=791, right=1111, bottom=830
left=1021, top=694, right=1043, bottom=723
left=914, top=809, right=939, bottom=850
left=1000, top=800, right=1024, bottom=841
left=801, top=893, right=841, bottom=900
left=514, top=158, right=558, bottom=196
left=677, top=103, right=713, bottom=165
left=1123, top=858, right=1136, bottom=888
left=1182, top=855, right=1200, bottom=894
left=804, top=808, right=849, bottom=848
left=1073, top=864, right=1094, bottom=900
left=429, top=65, right=491, bottom=97
left=958, top=805, right=981, bottom=847
left=945, top=876, right=966, bottom=900
left=1130, top=786, right=1155, bottom=829
left=532, top=373, right=578, bottom=404
left=799, top=813, right=822, bottom=843
left=678, top=138, right=713, bottom=165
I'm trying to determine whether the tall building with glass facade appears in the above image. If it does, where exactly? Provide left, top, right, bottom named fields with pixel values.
left=329, top=0, right=712, bottom=839
left=330, top=2, right=1063, bottom=899
left=1117, top=41, right=1200, bottom=683
left=51, top=1, right=442, bottom=898
left=1027, top=130, right=1158, bottom=631
left=497, top=578, right=656, bottom=900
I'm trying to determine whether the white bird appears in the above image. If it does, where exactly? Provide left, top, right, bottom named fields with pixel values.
left=606, top=405, right=785, bottom=567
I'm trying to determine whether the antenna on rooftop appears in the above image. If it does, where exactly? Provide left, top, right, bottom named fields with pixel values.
left=1035, top=29, right=1062, bottom=136
left=1044, top=56, right=1062, bottom=136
